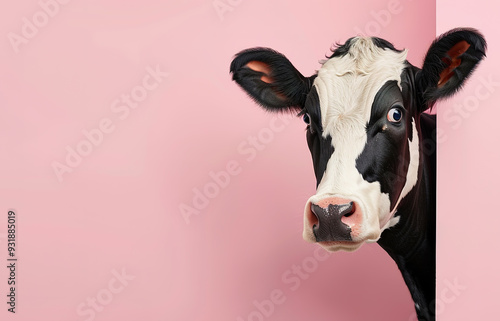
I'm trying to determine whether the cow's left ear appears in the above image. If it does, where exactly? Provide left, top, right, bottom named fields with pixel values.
left=417, top=28, right=486, bottom=110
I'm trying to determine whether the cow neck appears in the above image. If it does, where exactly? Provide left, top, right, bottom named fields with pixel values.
left=377, top=117, right=436, bottom=321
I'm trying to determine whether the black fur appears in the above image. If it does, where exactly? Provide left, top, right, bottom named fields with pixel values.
left=378, top=112, right=437, bottom=321
left=230, top=47, right=315, bottom=113
left=417, top=28, right=486, bottom=109
left=372, top=37, right=404, bottom=53
left=356, top=81, right=409, bottom=211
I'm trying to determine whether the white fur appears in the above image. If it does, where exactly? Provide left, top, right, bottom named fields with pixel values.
left=303, top=38, right=416, bottom=251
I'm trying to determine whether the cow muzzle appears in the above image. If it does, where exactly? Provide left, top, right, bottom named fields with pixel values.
left=304, top=197, right=363, bottom=245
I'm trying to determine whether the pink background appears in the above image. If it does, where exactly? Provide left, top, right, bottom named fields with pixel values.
left=437, top=0, right=500, bottom=320
left=0, top=1, right=495, bottom=320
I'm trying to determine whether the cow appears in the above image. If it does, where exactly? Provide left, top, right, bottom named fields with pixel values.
left=229, top=28, right=486, bottom=321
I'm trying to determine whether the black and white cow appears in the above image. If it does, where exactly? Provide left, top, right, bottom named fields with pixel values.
left=230, top=28, right=486, bottom=321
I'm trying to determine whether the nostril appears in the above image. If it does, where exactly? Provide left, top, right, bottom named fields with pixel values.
left=308, top=203, right=320, bottom=227
left=343, top=202, right=355, bottom=218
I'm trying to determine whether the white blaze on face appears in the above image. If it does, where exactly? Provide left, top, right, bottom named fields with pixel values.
left=303, top=37, right=417, bottom=250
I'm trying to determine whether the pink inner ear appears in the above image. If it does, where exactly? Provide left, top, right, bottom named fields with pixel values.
left=437, top=40, right=471, bottom=88
left=245, top=61, right=274, bottom=83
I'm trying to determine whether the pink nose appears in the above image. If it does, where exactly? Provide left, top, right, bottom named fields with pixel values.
left=307, top=197, right=362, bottom=242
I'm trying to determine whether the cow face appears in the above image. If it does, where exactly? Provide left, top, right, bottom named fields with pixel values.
left=230, top=29, right=486, bottom=252
left=300, top=39, right=418, bottom=251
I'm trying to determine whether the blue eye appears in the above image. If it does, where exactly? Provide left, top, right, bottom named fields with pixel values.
left=387, top=107, right=403, bottom=123
left=302, top=113, right=311, bottom=125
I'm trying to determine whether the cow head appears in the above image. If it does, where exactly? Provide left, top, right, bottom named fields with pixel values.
left=230, top=29, right=486, bottom=252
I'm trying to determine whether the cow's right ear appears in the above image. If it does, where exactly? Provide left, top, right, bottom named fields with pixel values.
left=230, top=48, right=314, bottom=113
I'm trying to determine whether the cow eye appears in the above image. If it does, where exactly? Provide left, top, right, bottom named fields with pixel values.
left=302, top=113, right=311, bottom=125
left=387, top=107, right=403, bottom=123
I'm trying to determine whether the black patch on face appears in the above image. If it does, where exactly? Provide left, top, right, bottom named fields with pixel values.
left=356, top=80, right=412, bottom=210
left=303, top=86, right=334, bottom=187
